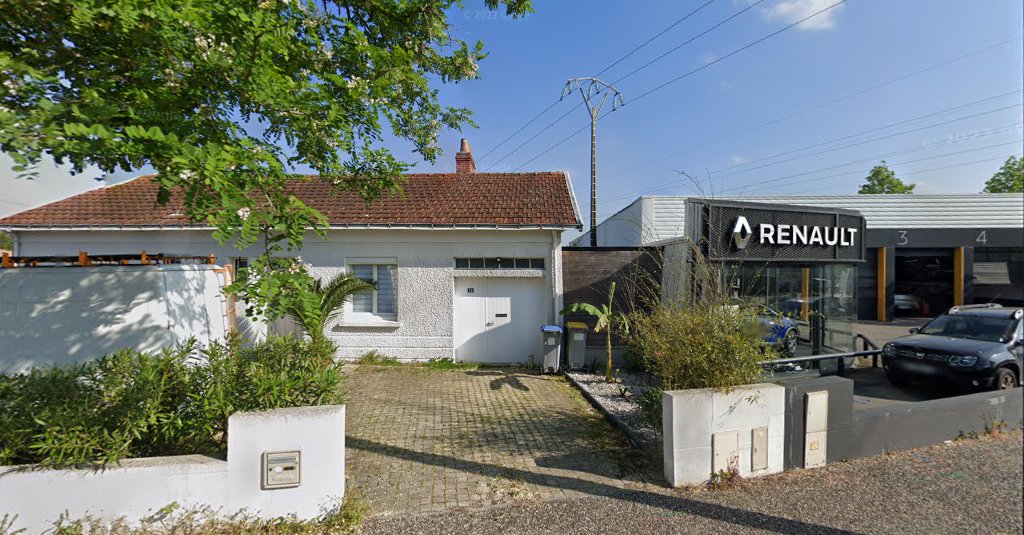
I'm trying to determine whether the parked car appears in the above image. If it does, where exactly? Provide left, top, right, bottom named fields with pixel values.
left=757, top=305, right=799, bottom=356
left=893, top=292, right=920, bottom=315
left=725, top=301, right=800, bottom=356
left=882, top=304, right=1024, bottom=390
left=771, top=296, right=849, bottom=319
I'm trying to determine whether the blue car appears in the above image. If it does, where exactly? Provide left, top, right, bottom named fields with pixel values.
left=758, top=306, right=800, bottom=356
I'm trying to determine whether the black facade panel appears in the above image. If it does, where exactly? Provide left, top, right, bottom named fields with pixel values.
left=857, top=249, right=878, bottom=321
left=698, top=200, right=866, bottom=264
left=866, top=227, right=1023, bottom=249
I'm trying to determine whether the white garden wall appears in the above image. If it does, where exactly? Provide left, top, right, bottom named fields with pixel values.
left=663, top=384, right=785, bottom=487
left=12, top=229, right=564, bottom=361
left=0, top=264, right=230, bottom=374
left=0, top=405, right=345, bottom=533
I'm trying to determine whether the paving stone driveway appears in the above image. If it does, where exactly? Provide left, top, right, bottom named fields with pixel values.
left=344, top=365, right=654, bottom=516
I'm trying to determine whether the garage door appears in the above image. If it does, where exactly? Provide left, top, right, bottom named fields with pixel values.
left=453, top=277, right=547, bottom=364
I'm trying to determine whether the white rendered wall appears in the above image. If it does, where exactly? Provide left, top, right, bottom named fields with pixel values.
left=0, top=405, right=346, bottom=533
left=662, top=384, right=785, bottom=487
left=0, top=264, right=230, bottom=374
left=12, top=229, right=563, bottom=361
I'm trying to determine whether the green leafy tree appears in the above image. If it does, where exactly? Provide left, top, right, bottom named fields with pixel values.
left=0, top=231, right=11, bottom=251
left=0, top=0, right=533, bottom=319
left=982, top=155, right=1023, bottom=193
left=858, top=161, right=915, bottom=194
left=562, top=281, right=629, bottom=383
left=286, top=271, right=375, bottom=345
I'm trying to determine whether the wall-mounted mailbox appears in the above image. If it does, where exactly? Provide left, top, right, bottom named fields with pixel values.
left=262, top=450, right=301, bottom=490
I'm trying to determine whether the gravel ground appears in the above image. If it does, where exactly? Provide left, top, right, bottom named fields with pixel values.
left=564, top=371, right=660, bottom=453
left=360, top=430, right=1024, bottom=535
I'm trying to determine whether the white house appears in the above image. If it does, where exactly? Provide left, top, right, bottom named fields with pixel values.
left=0, top=140, right=583, bottom=363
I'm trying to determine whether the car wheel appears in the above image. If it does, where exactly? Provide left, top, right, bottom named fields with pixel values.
left=886, top=370, right=909, bottom=387
left=993, top=367, right=1018, bottom=390
left=783, top=329, right=798, bottom=356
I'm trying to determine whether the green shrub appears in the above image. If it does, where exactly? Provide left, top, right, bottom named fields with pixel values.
left=627, top=300, right=771, bottom=392
left=355, top=350, right=399, bottom=366
left=422, top=357, right=477, bottom=371
left=636, top=386, right=663, bottom=430
left=0, top=335, right=344, bottom=468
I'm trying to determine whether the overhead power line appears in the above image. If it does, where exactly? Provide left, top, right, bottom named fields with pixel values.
left=630, top=0, right=850, bottom=104
left=596, top=0, right=720, bottom=78
left=717, top=136, right=1023, bottom=195
left=786, top=155, right=1012, bottom=194
left=0, top=198, right=30, bottom=207
left=484, top=0, right=767, bottom=169
left=508, top=0, right=853, bottom=171
left=706, top=90, right=1022, bottom=177
left=601, top=123, right=1022, bottom=203
left=610, top=0, right=769, bottom=85
left=598, top=93, right=1024, bottom=201
left=599, top=93, right=1023, bottom=204
left=477, top=0, right=720, bottom=165
left=595, top=153, right=1018, bottom=219
left=602, top=35, right=1024, bottom=181
left=711, top=104, right=1021, bottom=179
left=484, top=102, right=583, bottom=170
left=474, top=100, right=563, bottom=163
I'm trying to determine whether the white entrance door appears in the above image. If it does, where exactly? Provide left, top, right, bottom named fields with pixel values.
left=454, top=277, right=547, bottom=364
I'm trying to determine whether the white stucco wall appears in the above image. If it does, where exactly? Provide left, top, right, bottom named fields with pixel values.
left=12, top=229, right=565, bottom=361
left=0, top=405, right=346, bottom=532
left=0, top=264, right=231, bottom=374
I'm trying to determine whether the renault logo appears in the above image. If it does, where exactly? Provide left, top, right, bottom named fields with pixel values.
left=732, top=216, right=752, bottom=249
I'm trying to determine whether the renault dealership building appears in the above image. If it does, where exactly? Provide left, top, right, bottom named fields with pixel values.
left=579, top=194, right=1023, bottom=326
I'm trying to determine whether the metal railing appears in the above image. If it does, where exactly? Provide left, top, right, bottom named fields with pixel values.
left=762, top=333, right=883, bottom=377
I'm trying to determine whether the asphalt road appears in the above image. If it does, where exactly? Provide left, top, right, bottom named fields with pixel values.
left=361, top=430, right=1024, bottom=535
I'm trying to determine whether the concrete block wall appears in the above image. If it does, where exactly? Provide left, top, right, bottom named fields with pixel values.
left=0, top=405, right=346, bottom=532
left=779, top=376, right=1023, bottom=469
left=662, top=384, right=785, bottom=487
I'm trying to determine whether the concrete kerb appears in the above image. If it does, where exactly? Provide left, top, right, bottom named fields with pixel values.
left=562, top=373, right=662, bottom=463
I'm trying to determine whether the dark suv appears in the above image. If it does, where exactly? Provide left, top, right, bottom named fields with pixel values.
left=882, top=304, right=1023, bottom=390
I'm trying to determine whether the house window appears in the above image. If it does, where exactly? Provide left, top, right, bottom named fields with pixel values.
left=454, top=258, right=545, bottom=270
left=232, top=257, right=249, bottom=273
left=350, top=263, right=397, bottom=320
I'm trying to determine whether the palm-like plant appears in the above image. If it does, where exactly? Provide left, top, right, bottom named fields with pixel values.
left=287, top=272, right=376, bottom=344
left=561, top=281, right=629, bottom=382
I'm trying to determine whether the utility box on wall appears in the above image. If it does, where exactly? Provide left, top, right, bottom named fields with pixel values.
left=663, top=384, right=785, bottom=487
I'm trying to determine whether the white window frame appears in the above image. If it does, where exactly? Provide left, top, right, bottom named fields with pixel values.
left=344, top=259, right=398, bottom=325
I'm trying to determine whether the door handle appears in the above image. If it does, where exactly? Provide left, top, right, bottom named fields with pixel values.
left=486, top=322, right=494, bottom=326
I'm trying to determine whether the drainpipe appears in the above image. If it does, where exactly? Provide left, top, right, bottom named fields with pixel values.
left=551, top=230, right=562, bottom=326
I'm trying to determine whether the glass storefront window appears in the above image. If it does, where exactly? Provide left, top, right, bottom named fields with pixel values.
left=722, top=263, right=858, bottom=356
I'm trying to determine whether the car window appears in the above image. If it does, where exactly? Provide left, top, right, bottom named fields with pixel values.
left=919, top=314, right=1015, bottom=342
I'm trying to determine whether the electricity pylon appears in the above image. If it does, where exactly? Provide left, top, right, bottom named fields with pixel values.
left=561, top=78, right=624, bottom=247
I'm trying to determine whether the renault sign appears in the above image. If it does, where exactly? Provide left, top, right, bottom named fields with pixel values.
left=696, top=200, right=866, bottom=263
left=731, top=215, right=859, bottom=249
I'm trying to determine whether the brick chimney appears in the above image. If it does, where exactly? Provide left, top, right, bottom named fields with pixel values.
left=455, top=138, right=476, bottom=174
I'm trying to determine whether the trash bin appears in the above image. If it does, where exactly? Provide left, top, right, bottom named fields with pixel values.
left=565, top=321, right=589, bottom=370
left=540, top=325, right=563, bottom=373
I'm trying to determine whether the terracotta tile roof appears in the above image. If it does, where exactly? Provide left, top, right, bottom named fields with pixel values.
left=0, top=173, right=582, bottom=229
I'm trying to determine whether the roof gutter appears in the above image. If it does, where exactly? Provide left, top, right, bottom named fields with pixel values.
left=562, top=171, right=585, bottom=230
left=0, top=224, right=581, bottom=232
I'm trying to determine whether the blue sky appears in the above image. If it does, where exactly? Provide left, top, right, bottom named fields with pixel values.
left=2, top=0, right=1022, bottom=243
